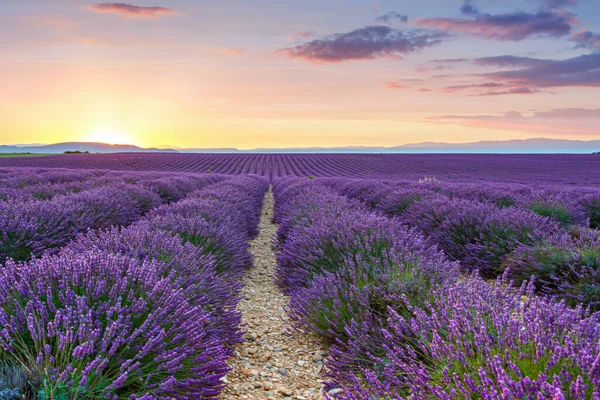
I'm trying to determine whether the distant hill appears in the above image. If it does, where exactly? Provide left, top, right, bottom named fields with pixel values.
left=1, top=138, right=599, bottom=154
left=389, top=138, right=600, bottom=154
left=248, top=138, right=600, bottom=153
left=0, top=142, right=178, bottom=154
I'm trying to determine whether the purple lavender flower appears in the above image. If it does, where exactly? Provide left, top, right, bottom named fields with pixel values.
left=0, top=252, right=229, bottom=398
left=332, top=276, right=600, bottom=399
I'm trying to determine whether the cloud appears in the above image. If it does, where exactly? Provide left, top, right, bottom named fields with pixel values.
left=431, top=58, right=469, bottom=64
left=436, top=52, right=599, bottom=96
left=417, top=10, right=575, bottom=41
left=533, top=108, right=600, bottom=118
left=428, top=108, right=600, bottom=136
left=570, top=30, right=600, bottom=49
left=289, top=31, right=315, bottom=41
left=480, top=52, right=600, bottom=89
left=473, top=55, right=551, bottom=68
left=86, top=3, right=176, bottom=18
left=220, top=48, right=246, bottom=56
left=394, top=78, right=427, bottom=83
left=385, top=82, right=409, bottom=89
left=385, top=81, right=431, bottom=91
left=77, top=37, right=103, bottom=46
left=460, top=0, right=480, bottom=16
left=473, top=87, right=542, bottom=96
left=443, top=82, right=505, bottom=93
left=540, top=0, right=578, bottom=9
left=276, top=26, right=448, bottom=63
left=415, top=64, right=449, bottom=73
left=375, top=12, right=408, bottom=24
left=416, top=58, right=469, bottom=73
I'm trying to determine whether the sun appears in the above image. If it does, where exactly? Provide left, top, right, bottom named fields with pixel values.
left=85, top=128, right=133, bottom=145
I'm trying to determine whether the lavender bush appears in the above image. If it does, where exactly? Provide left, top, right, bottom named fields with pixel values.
left=504, top=228, right=600, bottom=311
left=0, top=186, right=156, bottom=262
left=579, top=193, right=600, bottom=229
left=332, top=276, right=600, bottom=399
left=274, top=179, right=461, bottom=390
left=401, top=197, right=485, bottom=237
left=285, top=221, right=459, bottom=338
left=273, top=177, right=599, bottom=399
left=64, top=225, right=244, bottom=351
left=0, top=172, right=268, bottom=398
left=0, top=252, right=229, bottom=399
left=519, top=189, right=587, bottom=227
left=375, top=187, right=442, bottom=217
left=433, top=205, right=561, bottom=276
left=147, top=176, right=268, bottom=272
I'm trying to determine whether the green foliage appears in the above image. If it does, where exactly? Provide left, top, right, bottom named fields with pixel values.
left=505, top=239, right=600, bottom=310
left=0, top=153, right=50, bottom=158
left=0, top=233, right=33, bottom=262
left=527, top=202, right=572, bottom=226
left=0, top=364, right=39, bottom=400
left=495, top=196, right=516, bottom=208
left=386, top=195, right=422, bottom=216
left=584, top=198, right=600, bottom=229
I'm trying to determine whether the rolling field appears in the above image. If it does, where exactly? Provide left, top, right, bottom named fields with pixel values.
left=0, top=153, right=598, bottom=186
left=0, top=153, right=51, bottom=158
left=0, top=160, right=599, bottom=399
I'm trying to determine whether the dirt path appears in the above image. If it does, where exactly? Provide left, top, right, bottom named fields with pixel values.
left=221, top=187, right=325, bottom=400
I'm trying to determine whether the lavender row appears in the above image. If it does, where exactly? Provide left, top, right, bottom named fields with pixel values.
left=0, top=168, right=109, bottom=188
left=272, top=178, right=458, bottom=395
left=0, top=172, right=226, bottom=263
left=321, top=177, right=599, bottom=228
left=0, top=168, right=224, bottom=203
left=319, top=177, right=600, bottom=310
left=0, top=175, right=268, bottom=399
left=273, top=177, right=600, bottom=399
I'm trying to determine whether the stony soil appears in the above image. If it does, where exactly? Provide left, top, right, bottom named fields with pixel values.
left=220, top=188, right=326, bottom=400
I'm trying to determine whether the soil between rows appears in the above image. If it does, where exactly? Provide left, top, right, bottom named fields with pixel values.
left=220, top=188, right=326, bottom=400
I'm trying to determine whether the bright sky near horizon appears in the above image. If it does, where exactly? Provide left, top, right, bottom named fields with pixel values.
left=0, top=0, right=599, bottom=149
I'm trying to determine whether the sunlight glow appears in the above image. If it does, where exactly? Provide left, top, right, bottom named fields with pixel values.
left=85, top=128, right=133, bottom=145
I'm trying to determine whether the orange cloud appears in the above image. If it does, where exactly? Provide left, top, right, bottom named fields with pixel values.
left=86, top=3, right=177, bottom=19
left=220, top=48, right=246, bottom=56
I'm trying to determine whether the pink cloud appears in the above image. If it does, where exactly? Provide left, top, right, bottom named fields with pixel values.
left=570, top=30, right=600, bottom=49
left=443, top=82, right=504, bottom=93
left=385, top=82, right=410, bottom=89
left=86, top=3, right=176, bottom=19
left=416, top=10, right=575, bottom=41
left=428, top=108, right=600, bottom=136
left=77, top=37, right=103, bottom=46
left=385, top=81, right=431, bottom=92
left=472, top=87, right=542, bottom=96
left=288, top=31, right=315, bottom=41
left=438, top=52, right=600, bottom=96
left=220, top=48, right=246, bottom=56
left=479, top=52, right=600, bottom=89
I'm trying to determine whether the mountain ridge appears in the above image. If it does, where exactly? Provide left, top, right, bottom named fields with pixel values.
left=1, top=138, right=599, bottom=154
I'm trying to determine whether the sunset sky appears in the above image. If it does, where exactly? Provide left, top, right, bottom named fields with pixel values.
left=1, top=0, right=599, bottom=149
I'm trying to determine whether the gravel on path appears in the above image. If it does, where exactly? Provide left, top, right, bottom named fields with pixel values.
left=221, top=187, right=326, bottom=400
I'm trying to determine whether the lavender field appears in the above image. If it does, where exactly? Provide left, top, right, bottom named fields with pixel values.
left=0, top=158, right=599, bottom=399
left=0, top=153, right=598, bottom=186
